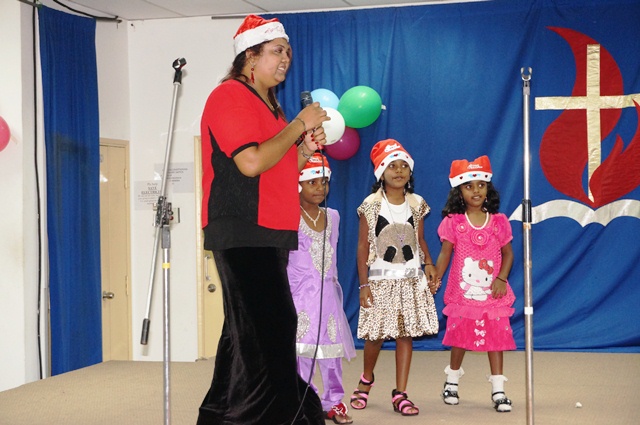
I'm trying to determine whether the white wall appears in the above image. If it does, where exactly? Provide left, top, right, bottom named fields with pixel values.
left=96, top=21, right=131, bottom=141
left=0, top=0, right=40, bottom=392
left=108, top=16, right=240, bottom=361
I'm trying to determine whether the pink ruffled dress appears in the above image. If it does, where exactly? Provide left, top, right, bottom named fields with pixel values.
left=438, top=213, right=516, bottom=351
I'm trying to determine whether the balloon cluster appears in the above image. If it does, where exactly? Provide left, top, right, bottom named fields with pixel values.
left=311, top=86, right=382, bottom=160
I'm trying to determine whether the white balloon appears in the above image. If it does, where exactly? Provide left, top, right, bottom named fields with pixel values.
left=322, top=107, right=346, bottom=145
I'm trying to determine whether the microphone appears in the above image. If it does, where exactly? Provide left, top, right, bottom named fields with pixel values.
left=300, top=91, right=313, bottom=109
left=172, top=57, right=187, bottom=70
left=297, top=91, right=314, bottom=147
left=172, top=57, right=186, bottom=84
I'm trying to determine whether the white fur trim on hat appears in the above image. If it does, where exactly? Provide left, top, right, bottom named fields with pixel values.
left=448, top=170, right=493, bottom=187
left=234, top=21, right=289, bottom=56
left=374, top=151, right=414, bottom=180
left=299, top=165, right=331, bottom=182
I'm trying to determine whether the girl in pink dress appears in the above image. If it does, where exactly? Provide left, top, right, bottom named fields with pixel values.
left=434, top=155, right=516, bottom=413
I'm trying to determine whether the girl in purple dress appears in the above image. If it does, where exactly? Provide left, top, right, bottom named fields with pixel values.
left=288, top=153, right=356, bottom=424
left=435, top=155, right=516, bottom=413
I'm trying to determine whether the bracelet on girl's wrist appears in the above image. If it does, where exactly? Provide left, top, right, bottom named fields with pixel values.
left=424, top=263, right=434, bottom=266
left=496, top=276, right=507, bottom=282
left=359, top=284, right=370, bottom=289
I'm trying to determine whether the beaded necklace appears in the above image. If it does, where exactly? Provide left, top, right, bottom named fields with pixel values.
left=465, top=211, right=489, bottom=230
left=300, top=206, right=323, bottom=227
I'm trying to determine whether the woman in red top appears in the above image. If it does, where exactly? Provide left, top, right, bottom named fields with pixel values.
left=198, top=14, right=329, bottom=425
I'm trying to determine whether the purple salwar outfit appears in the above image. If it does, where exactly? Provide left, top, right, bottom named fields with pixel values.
left=288, top=208, right=356, bottom=411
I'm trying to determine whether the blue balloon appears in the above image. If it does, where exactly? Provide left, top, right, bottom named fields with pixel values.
left=311, top=88, right=340, bottom=110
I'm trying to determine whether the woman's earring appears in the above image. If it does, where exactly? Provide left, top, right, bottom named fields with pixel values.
left=250, top=65, right=255, bottom=84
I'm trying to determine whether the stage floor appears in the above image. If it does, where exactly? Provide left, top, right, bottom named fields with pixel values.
left=1, top=350, right=638, bottom=424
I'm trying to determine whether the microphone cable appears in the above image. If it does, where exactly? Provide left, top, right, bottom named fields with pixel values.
left=291, top=148, right=330, bottom=424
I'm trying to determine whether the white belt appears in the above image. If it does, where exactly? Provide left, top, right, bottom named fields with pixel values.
left=369, top=268, right=423, bottom=278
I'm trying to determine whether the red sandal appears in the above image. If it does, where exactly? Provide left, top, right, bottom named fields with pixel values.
left=324, top=402, right=353, bottom=424
left=392, top=389, right=419, bottom=416
left=349, top=372, right=374, bottom=410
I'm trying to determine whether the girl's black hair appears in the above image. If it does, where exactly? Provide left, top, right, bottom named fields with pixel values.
left=222, top=44, right=286, bottom=120
left=371, top=174, right=415, bottom=194
left=441, top=181, right=500, bottom=218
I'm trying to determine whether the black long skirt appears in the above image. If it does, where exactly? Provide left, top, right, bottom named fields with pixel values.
left=197, top=247, right=324, bottom=425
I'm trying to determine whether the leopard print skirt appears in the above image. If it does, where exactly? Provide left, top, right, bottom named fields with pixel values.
left=357, top=276, right=439, bottom=340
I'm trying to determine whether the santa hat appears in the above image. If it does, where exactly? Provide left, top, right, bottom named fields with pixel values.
left=448, top=155, right=493, bottom=187
left=370, top=139, right=414, bottom=181
left=299, top=152, right=331, bottom=182
left=233, top=15, right=289, bottom=56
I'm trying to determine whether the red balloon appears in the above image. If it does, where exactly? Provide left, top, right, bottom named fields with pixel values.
left=0, top=116, right=10, bottom=152
left=324, top=127, right=360, bottom=160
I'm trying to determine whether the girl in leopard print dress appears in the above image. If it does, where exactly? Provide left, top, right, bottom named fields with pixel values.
left=350, top=139, right=439, bottom=417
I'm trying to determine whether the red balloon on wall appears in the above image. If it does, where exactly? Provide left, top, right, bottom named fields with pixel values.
left=0, top=116, right=10, bottom=152
left=324, top=127, right=360, bottom=160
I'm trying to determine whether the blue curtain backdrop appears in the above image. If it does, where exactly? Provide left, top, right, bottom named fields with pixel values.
left=39, top=6, right=102, bottom=374
left=271, top=0, right=640, bottom=352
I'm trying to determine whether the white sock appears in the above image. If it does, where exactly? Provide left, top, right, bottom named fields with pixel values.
left=444, top=365, right=464, bottom=390
left=488, top=374, right=508, bottom=400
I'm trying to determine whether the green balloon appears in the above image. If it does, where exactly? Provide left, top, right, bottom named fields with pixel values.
left=337, top=86, right=382, bottom=128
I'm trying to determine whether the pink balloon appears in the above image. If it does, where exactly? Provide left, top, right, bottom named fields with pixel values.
left=324, top=127, right=360, bottom=160
left=0, top=116, right=9, bottom=152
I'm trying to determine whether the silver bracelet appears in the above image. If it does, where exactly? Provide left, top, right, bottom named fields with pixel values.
left=299, top=145, right=313, bottom=159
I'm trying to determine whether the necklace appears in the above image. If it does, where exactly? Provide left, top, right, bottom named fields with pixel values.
left=382, top=191, right=409, bottom=246
left=465, top=211, right=489, bottom=230
left=300, top=206, right=323, bottom=227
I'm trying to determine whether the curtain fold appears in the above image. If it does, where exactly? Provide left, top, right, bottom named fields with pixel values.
left=272, top=0, right=640, bottom=352
left=39, top=6, right=102, bottom=375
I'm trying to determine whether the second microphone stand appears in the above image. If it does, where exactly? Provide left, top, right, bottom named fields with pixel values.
left=140, top=57, right=186, bottom=425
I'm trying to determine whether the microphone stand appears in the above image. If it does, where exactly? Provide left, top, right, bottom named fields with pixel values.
left=521, top=67, right=535, bottom=425
left=140, top=57, right=186, bottom=425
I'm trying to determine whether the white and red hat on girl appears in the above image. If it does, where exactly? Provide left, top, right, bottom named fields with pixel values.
left=233, top=15, right=289, bottom=56
left=448, top=155, right=493, bottom=187
left=370, top=139, right=414, bottom=181
left=299, top=153, right=331, bottom=190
